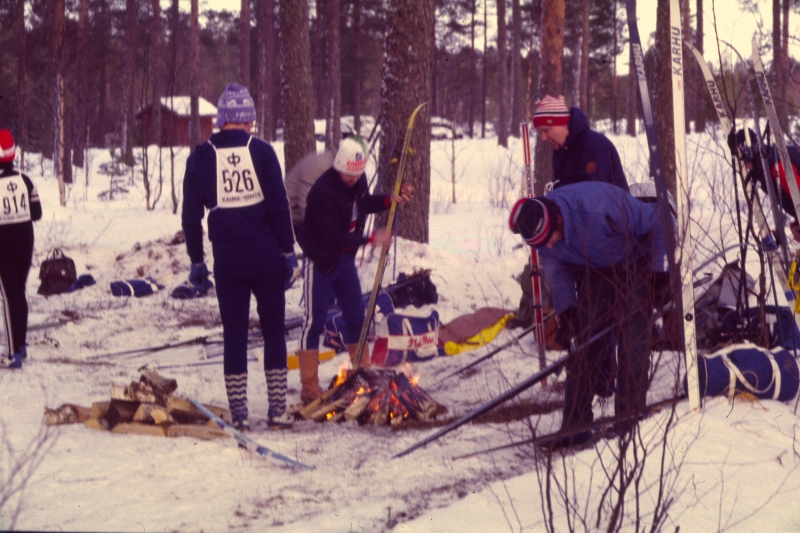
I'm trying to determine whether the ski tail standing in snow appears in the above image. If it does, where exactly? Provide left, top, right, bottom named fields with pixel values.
left=669, top=0, right=701, bottom=411
left=0, top=130, right=42, bottom=370
left=181, top=83, right=298, bottom=431
left=295, top=135, right=415, bottom=403
left=530, top=95, right=631, bottom=399
left=509, top=182, right=669, bottom=449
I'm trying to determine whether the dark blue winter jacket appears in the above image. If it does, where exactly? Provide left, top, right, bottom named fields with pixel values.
left=540, top=182, right=667, bottom=314
left=181, top=129, right=295, bottom=264
left=550, top=107, right=628, bottom=192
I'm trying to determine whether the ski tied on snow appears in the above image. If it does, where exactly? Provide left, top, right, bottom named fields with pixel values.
left=520, top=121, right=547, bottom=386
left=189, top=399, right=315, bottom=470
left=352, top=102, right=427, bottom=369
left=752, top=35, right=800, bottom=237
left=685, top=40, right=800, bottom=331
left=668, top=0, right=701, bottom=411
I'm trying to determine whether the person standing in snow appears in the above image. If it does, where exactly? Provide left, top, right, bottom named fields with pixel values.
left=0, top=130, right=42, bottom=369
left=728, top=128, right=800, bottom=242
left=181, top=83, right=298, bottom=431
left=521, top=94, right=630, bottom=397
left=509, top=182, right=667, bottom=448
left=295, top=136, right=414, bottom=403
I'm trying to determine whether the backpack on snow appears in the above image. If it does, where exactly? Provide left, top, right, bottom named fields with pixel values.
left=684, top=343, right=800, bottom=402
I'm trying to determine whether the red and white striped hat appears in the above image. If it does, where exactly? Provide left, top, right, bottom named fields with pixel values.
left=532, top=95, right=570, bottom=128
left=0, top=130, right=15, bottom=163
left=509, top=197, right=557, bottom=247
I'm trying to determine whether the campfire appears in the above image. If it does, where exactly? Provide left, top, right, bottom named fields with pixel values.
left=296, top=367, right=446, bottom=425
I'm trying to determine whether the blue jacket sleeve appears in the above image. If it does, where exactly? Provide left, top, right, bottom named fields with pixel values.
left=540, top=251, right=578, bottom=314
left=181, top=153, right=206, bottom=264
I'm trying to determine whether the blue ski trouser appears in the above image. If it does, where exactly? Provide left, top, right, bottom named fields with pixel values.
left=299, top=255, right=364, bottom=350
left=212, top=239, right=286, bottom=375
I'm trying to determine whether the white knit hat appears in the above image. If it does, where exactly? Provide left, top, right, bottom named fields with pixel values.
left=333, top=137, right=367, bottom=176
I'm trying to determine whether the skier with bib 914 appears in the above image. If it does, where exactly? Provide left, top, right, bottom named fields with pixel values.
left=181, top=83, right=298, bottom=431
left=509, top=182, right=668, bottom=448
left=0, top=130, right=42, bottom=370
left=295, top=137, right=414, bottom=404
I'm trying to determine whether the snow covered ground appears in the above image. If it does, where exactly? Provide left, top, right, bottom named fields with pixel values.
left=2, top=124, right=800, bottom=532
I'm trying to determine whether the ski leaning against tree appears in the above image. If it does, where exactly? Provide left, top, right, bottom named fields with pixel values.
left=0, top=129, right=42, bottom=370
left=295, top=136, right=414, bottom=403
left=509, top=182, right=668, bottom=449
left=181, top=83, right=298, bottom=432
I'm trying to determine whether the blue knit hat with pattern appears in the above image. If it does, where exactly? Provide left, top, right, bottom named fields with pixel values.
left=216, top=83, right=256, bottom=128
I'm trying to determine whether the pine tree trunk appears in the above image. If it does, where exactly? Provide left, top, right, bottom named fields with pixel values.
left=611, top=0, right=618, bottom=133
left=534, top=0, right=564, bottom=197
left=16, top=0, right=26, bottom=169
left=497, top=0, right=508, bottom=147
left=190, top=0, right=200, bottom=149
left=151, top=0, right=163, bottom=148
left=653, top=0, right=676, bottom=196
left=626, top=0, right=638, bottom=136
left=378, top=0, right=433, bottom=244
left=327, top=0, right=341, bottom=150
left=352, top=0, right=363, bottom=134
left=53, top=0, right=66, bottom=205
left=279, top=0, right=316, bottom=173
left=579, top=0, right=589, bottom=111
left=241, top=0, right=251, bottom=89
left=314, top=0, right=328, bottom=119
left=481, top=0, right=487, bottom=138
left=74, top=0, right=89, bottom=168
left=96, top=0, right=109, bottom=148
left=693, top=0, right=704, bottom=133
left=468, top=0, right=476, bottom=138
left=123, top=0, right=136, bottom=166
left=510, top=0, right=525, bottom=135
left=257, top=0, right=275, bottom=141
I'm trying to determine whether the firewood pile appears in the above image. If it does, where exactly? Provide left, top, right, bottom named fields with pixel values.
left=44, top=370, right=232, bottom=441
left=296, top=368, right=447, bottom=425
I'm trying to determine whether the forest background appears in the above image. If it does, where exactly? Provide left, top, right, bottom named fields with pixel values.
left=1, top=0, right=799, bottom=244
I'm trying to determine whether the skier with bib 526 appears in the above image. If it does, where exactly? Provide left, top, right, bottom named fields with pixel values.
left=181, top=83, right=298, bottom=431
left=0, top=130, right=42, bottom=370
left=295, top=136, right=414, bottom=403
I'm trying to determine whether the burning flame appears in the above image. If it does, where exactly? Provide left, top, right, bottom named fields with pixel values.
left=401, top=363, right=421, bottom=385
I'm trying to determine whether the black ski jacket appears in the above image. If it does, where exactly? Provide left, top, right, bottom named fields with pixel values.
left=298, top=167, right=390, bottom=274
left=0, top=163, right=42, bottom=261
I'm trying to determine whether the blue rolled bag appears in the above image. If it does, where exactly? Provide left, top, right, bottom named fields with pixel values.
left=685, top=343, right=800, bottom=402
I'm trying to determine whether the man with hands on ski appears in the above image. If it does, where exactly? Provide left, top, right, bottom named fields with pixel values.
left=729, top=128, right=800, bottom=242
left=182, top=83, right=297, bottom=432
left=296, top=136, right=414, bottom=403
left=509, top=181, right=668, bottom=448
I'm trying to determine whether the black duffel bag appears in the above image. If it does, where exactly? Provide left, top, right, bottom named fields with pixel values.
left=38, top=249, right=77, bottom=296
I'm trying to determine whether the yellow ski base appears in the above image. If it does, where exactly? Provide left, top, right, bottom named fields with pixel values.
left=287, top=349, right=336, bottom=371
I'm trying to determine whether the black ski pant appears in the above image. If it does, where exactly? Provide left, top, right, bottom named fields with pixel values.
left=0, top=241, right=34, bottom=355
left=561, top=259, right=653, bottom=430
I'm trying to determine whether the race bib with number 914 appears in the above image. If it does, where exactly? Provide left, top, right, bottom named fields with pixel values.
left=0, top=174, right=31, bottom=225
left=211, top=137, right=265, bottom=209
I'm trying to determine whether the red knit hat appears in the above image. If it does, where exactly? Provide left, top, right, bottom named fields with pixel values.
left=532, top=95, right=570, bottom=128
left=0, top=130, right=15, bottom=163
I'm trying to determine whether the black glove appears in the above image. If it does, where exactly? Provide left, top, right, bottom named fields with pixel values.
left=554, top=307, right=578, bottom=350
left=188, top=263, right=213, bottom=295
left=651, top=271, right=672, bottom=309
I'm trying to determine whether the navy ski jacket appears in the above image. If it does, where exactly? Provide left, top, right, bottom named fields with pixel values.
left=539, top=182, right=667, bottom=314
left=0, top=163, right=42, bottom=258
left=181, top=129, right=295, bottom=264
left=298, top=167, right=391, bottom=274
left=550, top=107, right=628, bottom=192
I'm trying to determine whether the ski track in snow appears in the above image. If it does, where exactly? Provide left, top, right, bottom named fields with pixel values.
left=2, top=130, right=800, bottom=532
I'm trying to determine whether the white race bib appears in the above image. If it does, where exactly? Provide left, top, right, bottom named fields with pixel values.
left=210, top=137, right=264, bottom=209
left=0, top=174, right=31, bottom=225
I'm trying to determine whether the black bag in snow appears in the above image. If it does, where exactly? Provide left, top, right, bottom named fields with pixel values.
left=37, top=249, right=78, bottom=296
left=685, top=343, right=800, bottom=402
left=384, top=270, right=438, bottom=309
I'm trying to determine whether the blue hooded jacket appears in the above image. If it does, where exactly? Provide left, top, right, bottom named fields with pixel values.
left=550, top=107, right=628, bottom=192
left=539, top=182, right=667, bottom=314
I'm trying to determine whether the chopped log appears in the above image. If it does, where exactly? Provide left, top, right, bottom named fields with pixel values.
left=298, top=382, right=345, bottom=419
left=44, top=404, right=93, bottom=425
left=133, top=403, right=173, bottom=425
left=84, top=418, right=109, bottom=430
left=110, top=382, right=159, bottom=404
left=92, top=401, right=111, bottom=419
left=311, top=398, right=349, bottom=422
left=139, top=370, right=178, bottom=404
left=344, top=396, right=370, bottom=420
left=166, top=397, right=231, bottom=424
left=111, top=422, right=166, bottom=437
left=106, top=400, right=141, bottom=429
left=165, top=424, right=230, bottom=440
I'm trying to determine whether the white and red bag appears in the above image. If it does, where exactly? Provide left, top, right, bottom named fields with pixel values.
left=371, top=310, right=440, bottom=367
